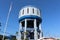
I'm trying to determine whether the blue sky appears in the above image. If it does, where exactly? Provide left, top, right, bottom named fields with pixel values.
left=0, top=0, right=60, bottom=38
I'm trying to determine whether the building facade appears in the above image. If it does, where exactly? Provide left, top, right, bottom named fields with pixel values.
left=41, top=37, right=57, bottom=40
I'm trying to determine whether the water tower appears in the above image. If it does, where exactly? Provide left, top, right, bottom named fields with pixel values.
left=18, top=6, right=42, bottom=40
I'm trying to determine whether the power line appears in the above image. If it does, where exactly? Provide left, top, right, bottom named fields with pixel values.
left=2, top=2, right=13, bottom=40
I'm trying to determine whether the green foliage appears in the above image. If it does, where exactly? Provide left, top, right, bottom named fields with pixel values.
left=25, top=38, right=28, bottom=40
left=24, top=32, right=28, bottom=35
left=10, top=35, right=17, bottom=40
left=57, top=39, right=60, bottom=40
left=16, top=32, right=18, bottom=35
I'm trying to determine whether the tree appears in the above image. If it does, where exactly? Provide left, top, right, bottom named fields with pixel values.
left=57, top=39, right=60, bottom=40
left=16, top=32, right=18, bottom=35
left=10, top=35, right=17, bottom=40
left=16, top=31, right=18, bottom=40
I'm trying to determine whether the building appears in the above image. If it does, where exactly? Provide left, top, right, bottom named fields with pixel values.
left=0, top=35, right=10, bottom=40
left=18, top=6, right=42, bottom=40
left=0, top=35, right=16, bottom=40
left=41, top=37, right=57, bottom=40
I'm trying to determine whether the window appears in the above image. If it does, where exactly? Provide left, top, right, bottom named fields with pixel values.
left=27, top=8, right=29, bottom=13
left=22, top=10, right=24, bottom=14
left=37, top=9, right=39, bottom=15
left=33, top=8, right=34, bottom=13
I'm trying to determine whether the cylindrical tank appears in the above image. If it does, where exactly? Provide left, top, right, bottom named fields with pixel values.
left=19, top=6, right=42, bottom=23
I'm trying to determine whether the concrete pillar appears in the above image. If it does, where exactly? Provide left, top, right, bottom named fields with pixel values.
left=34, top=19, right=38, bottom=40
left=18, top=22, right=22, bottom=40
left=24, top=19, right=27, bottom=40
left=39, top=24, right=42, bottom=40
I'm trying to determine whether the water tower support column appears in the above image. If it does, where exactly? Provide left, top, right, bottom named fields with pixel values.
left=24, top=19, right=27, bottom=40
left=19, top=22, right=22, bottom=40
left=39, top=24, right=43, bottom=40
left=34, top=19, right=38, bottom=40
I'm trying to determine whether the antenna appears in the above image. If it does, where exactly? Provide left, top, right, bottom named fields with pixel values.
left=2, top=2, right=12, bottom=40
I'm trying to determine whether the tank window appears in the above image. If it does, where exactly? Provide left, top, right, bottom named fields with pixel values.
left=22, top=10, right=24, bottom=14
left=33, top=8, right=34, bottom=13
left=37, top=9, right=39, bottom=15
left=27, top=8, right=29, bottom=13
